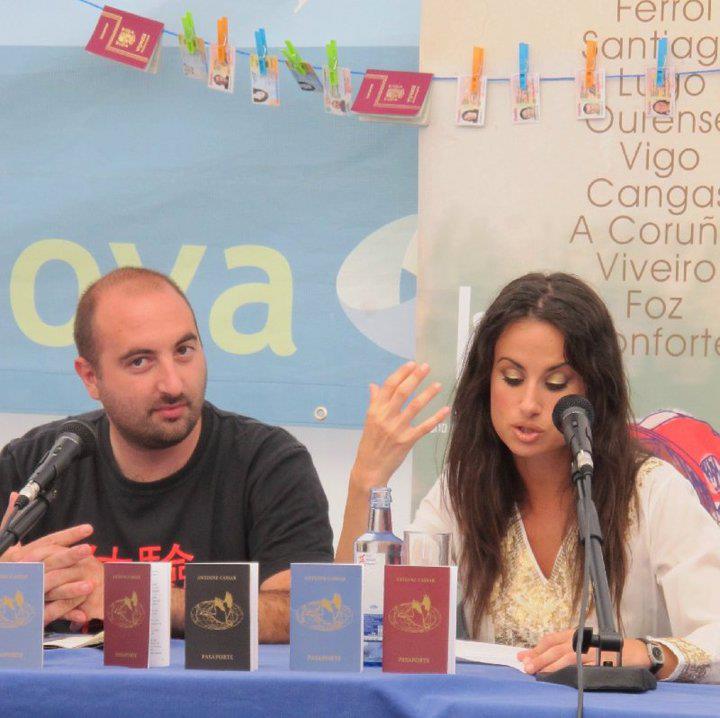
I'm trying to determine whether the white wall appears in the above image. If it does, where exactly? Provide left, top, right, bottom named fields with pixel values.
left=0, top=413, right=413, bottom=548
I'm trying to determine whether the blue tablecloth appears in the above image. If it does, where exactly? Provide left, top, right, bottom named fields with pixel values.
left=1, top=640, right=719, bottom=717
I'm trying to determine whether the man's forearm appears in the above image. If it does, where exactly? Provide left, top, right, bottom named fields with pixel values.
left=259, top=589, right=290, bottom=643
left=171, top=587, right=186, bottom=636
left=171, top=586, right=290, bottom=642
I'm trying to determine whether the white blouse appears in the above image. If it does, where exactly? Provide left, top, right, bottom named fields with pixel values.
left=406, top=458, right=720, bottom=682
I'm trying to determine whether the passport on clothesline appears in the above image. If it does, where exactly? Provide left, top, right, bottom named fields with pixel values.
left=184, top=563, right=258, bottom=670
left=351, top=69, right=434, bottom=125
left=103, top=562, right=171, bottom=668
left=85, top=5, right=164, bottom=72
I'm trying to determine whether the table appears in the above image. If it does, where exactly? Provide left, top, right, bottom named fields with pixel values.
left=1, top=641, right=719, bottom=717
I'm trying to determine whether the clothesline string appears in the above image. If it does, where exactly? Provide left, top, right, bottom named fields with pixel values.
left=75, top=0, right=720, bottom=82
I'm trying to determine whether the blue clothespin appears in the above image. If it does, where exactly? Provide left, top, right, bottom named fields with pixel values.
left=255, top=27, right=268, bottom=76
left=519, top=42, right=529, bottom=92
left=656, top=37, right=668, bottom=87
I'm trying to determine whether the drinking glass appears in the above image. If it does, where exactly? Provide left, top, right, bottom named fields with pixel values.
left=402, top=531, right=451, bottom=565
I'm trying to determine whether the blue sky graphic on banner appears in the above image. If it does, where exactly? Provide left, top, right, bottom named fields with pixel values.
left=0, top=2, right=419, bottom=427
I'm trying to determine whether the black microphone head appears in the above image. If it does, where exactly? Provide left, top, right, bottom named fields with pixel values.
left=552, top=395, right=594, bottom=432
left=56, top=420, right=97, bottom=460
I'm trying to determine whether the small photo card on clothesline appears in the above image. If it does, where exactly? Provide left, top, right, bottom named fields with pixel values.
left=510, top=73, right=540, bottom=123
left=179, top=34, right=208, bottom=80
left=455, top=75, right=488, bottom=127
left=250, top=54, right=280, bottom=106
left=287, top=61, right=324, bottom=93
left=575, top=69, right=606, bottom=120
left=323, top=66, right=352, bottom=115
left=208, top=44, right=235, bottom=93
left=645, top=66, right=676, bottom=119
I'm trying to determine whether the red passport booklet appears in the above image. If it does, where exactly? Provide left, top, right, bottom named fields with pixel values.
left=103, top=562, right=171, bottom=668
left=382, top=565, right=457, bottom=674
left=351, top=69, right=434, bottom=117
left=85, top=5, right=164, bottom=71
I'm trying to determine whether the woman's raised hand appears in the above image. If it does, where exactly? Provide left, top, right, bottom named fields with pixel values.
left=350, top=362, right=450, bottom=492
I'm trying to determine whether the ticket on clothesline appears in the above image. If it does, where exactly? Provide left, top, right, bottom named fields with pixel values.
left=510, top=72, right=540, bottom=124
left=179, top=34, right=208, bottom=81
left=250, top=54, right=280, bottom=106
left=323, top=66, right=352, bottom=115
left=287, top=61, right=323, bottom=93
left=208, top=43, right=236, bottom=94
left=575, top=69, right=606, bottom=120
left=456, top=74, right=488, bottom=127
left=645, top=66, right=676, bottom=119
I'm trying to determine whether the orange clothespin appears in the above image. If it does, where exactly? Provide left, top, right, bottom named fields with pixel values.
left=585, top=40, right=597, bottom=90
left=470, top=46, right=484, bottom=95
left=217, top=16, right=229, bottom=64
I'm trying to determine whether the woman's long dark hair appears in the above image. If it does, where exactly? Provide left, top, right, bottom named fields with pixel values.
left=446, top=272, right=644, bottom=636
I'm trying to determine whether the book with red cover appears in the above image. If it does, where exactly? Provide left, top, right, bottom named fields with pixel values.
left=382, top=565, right=457, bottom=674
left=85, top=5, right=164, bottom=71
left=351, top=69, right=434, bottom=117
left=104, top=562, right=171, bottom=668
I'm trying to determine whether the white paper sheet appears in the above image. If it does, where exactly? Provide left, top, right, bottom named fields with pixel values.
left=456, top=640, right=526, bottom=672
left=43, top=631, right=104, bottom=649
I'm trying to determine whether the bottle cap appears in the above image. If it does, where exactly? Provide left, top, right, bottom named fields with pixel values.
left=370, top=487, right=392, bottom=508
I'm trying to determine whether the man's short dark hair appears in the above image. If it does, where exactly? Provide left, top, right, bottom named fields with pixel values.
left=74, top=267, right=198, bottom=366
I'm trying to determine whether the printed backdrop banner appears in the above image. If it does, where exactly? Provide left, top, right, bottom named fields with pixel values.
left=0, top=44, right=419, bottom=427
left=415, top=0, right=720, bottom=507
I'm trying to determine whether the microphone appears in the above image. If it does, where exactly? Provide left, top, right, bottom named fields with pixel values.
left=552, top=395, right=594, bottom=474
left=541, top=394, right=654, bottom=694
left=14, top=419, right=97, bottom=509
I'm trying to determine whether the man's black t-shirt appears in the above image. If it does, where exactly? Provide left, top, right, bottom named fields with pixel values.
left=0, top=402, right=334, bottom=586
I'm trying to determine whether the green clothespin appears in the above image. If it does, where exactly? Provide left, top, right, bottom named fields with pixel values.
left=283, top=40, right=307, bottom=75
left=181, top=11, right=197, bottom=54
left=326, top=39, right=338, bottom=89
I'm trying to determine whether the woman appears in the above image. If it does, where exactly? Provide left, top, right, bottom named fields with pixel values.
left=336, top=272, right=720, bottom=682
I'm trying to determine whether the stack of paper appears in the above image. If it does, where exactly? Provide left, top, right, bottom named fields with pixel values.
left=455, top=639, right=526, bottom=672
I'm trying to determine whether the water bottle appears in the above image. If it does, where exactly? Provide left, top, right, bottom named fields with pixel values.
left=354, top=487, right=403, bottom=665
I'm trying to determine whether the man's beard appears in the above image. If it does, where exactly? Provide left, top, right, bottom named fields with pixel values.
left=107, top=395, right=203, bottom=450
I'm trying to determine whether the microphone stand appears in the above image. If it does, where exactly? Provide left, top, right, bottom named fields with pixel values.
left=0, top=490, right=54, bottom=558
left=0, top=422, right=95, bottom=559
left=538, top=462, right=656, bottom=692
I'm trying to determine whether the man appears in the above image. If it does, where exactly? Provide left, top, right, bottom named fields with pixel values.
left=0, top=267, right=333, bottom=640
